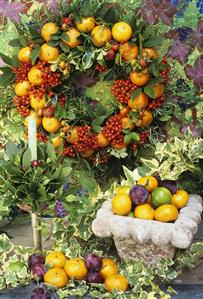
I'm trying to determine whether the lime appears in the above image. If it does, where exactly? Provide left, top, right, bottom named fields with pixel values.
left=152, top=187, right=172, bottom=207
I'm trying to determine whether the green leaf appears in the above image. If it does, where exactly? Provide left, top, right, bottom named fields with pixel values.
left=50, top=33, right=60, bottom=40
left=147, top=78, right=164, bottom=86
left=159, top=115, right=171, bottom=122
left=0, top=71, right=15, bottom=87
left=144, top=85, right=155, bottom=98
left=142, top=25, right=154, bottom=40
left=124, top=132, right=140, bottom=144
left=8, top=39, right=21, bottom=47
left=47, top=142, right=56, bottom=161
left=28, top=26, right=41, bottom=37
left=30, top=45, right=41, bottom=65
left=18, top=35, right=28, bottom=47
left=143, top=37, right=164, bottom=47
left=0, top=53, right=12, bottom=66
left=22, top=149, right=31, bottom=171
left=47, top=40, right=59, bottom=47
left=131, top=87, right=142, bottom=100
left=5, top=141, right=20, bottom=161
left=12, top=55, right=19, bottom=67
left=61, top=32, right=70, bottom=42
left=92, top=116, right=106, bottom=131
left=60, top=166, right=72, bottom=179
left=59, top=41, right=70, bottom=53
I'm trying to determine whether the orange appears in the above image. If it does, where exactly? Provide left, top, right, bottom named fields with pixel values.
left=76, top=17, right=95, bottom=32
left=130, top=69, right=150, bottom=86
left=14, top=80, right=31, bottom=96
left=116, top=185, right=131, bottom=195
left=24, top=110, right=42, bottom=128
left=142, top=48, right=158, bottom=59
left=80, top=149, right=95, bottom=158
left=91, top=25, right=112, bottom=47
left=97, top=132, right=110, bottom=147
left=119, top=107, right=129, bottom=117
left=42, top=116, right=60, bottom=133
left=44, top=267, right=68, bottom=288
left=62, top=28, right=81, bottom=49
left=41, top=22, right=59, bottom=41
left=121, top=116, right=134, bottom=130
left=134, top=203, right=154, bottom=220
left=152, top=83, right=165, bottom=99
left=171, top=190, right=189, bottom=209
left=154, top=204, right=178, bottom=222
left=99, top=258, right=118, bottom=279
left=52, top=136, right=62, bottom=148
left=39, top=43, right=59, bottom=62
left=30, top=95, right=46, bottom=110
left=105, top=274, right=128, bottom=292
left=112, top=22, right=132, bottom=43
left=135, top=110, right=153, bottom=128
left=119, top=42, right=138, bottom=61
left=45, top=251, right=66, bottom=268
left=137, top=176, right=158, bottom=192
left=112, top=193, right=132, bottom=216
left=128, top=92, right=149, bottom=110
left=18, top=47, right=31, bottom=62
left=28, top=66, right=44, bottom=86
left=66, top=127, right=79, bottom=143
left=64, top=258, right=88, bottom=280
left=112, top=142, right=127, bottom=149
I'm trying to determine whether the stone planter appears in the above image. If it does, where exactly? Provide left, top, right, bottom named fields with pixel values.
left=92, top=194, right=203, bottom=265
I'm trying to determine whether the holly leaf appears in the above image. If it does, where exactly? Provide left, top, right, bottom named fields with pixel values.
left=185, top=56, right=203, bottom=95
left=0, top=53, right=12, bottom=66
left=0, top=0, right=25, bottom=22
left=168, top=40, right=191, bottom=64
left=30, top=45, right=41, bottom=65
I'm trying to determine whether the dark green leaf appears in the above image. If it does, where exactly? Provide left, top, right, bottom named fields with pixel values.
left=50, top=33, right=60, bottom=40
left=31, top=37, right=44, bottom=44
left=30, top=45, right=41, bottom=65
left=0, top=53, right=12, bottom=66
left=147, top=78, right=164, bottom=86
left=92, top=116, right=106, bottom=130
left=8, top=39, right=21, bottom=47
left=37, top=145, right=45, bottom=160
left=47, top=40, right=59, bottom=47
left=19, top=35, right=28, bottom=47
left=61, top=32, right=70, bottom=42
left=59, top=41, right=70, bottom=53
left=22, top=149, right=31, bottom=171
left=12, top=55, right=19, bottom=67
left=143, top=37, right=164, bottom=47
left=144, top=86, right=155, bottom=98
left=124, top=132, right=140, bottom=143
left=130, top=87, right=142, bottom=100
left=0, top=72, right=15, bottom=87
left=159, top=115, right=171, bottom=121
left=47, top=142, right=56, bottom=161
left=142, top=25, right=154, bottom=40
left=6, top=141, right=20, bottom=161
left=28, top=26, right=40, bottom=37
left=95, top=103, right=106, bottom=116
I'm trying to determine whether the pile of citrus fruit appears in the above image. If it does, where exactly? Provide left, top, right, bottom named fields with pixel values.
left=112, top=176, right=189, bottom=222
left=28, top=251, right=128, bottom=293
left=10, top=13, right=169, bottom=161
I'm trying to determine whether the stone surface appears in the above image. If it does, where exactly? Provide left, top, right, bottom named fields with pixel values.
left=92, top=194, right=203, bottom=263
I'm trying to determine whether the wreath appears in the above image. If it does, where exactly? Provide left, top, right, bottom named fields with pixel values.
left=0, top=0, right=170, bottom=165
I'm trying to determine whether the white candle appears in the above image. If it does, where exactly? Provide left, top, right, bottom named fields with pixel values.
left=28, top=116, right=37, bottom=160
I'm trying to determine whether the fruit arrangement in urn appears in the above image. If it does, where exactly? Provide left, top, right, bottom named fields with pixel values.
left=112, top=176, right=189, bottom=222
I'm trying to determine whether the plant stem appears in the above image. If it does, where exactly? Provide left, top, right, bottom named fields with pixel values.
left=31, top=212, right=42, bottom=251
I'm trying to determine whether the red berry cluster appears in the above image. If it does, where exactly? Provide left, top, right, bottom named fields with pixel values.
left=102, top=114, right=122, bottom=142
left=62, top=146, right=76, bottom=158
left=58, top=93, right=67, bottom=107
left=74, top=126, right=98, bottom=153
left=37, top=62, right=61, bottom=88
left=111, top=79, right=137, bottom=104
left=162, top=56, right=168, bottom=64
left=148, top=95, right=164, bottom=110
left=12, top=62, right=32, bottom=82
left=95, top=64, right=108, bottom=73
left=37, top=132, right=47, bottom=143
left=111, top=133, right=125, bottom=147
left=140, top=131, right=150, bottom=144
left=30, top=85, right=46, bottom=99
left=160, top=67, right=170, bottom=84
left=14, top=96, right=30, bottom=116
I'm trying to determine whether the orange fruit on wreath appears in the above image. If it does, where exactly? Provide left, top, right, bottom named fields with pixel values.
left=112, top=193, right=132, bottom=216
left=112, top=22, right=132, bottom=43
left=66, top=127, right=79, bottom=143
left=135, top=110, right=153, bottom=128
left=42, top=116, right=60, bottom=133
left=99, top=258, right=118, bottom=279
left=52, top=135, right=62, bottom=148
left=137, top=176, right=158, bottom=192
left=41, top=22, right=59, bottom=41
left=154, top=204, right=178, bottom=222
left=44, top=267, right=68, bottom=288
left=24, top=110, right=42, bottom=128
left=119, top=107, right=129, bottom=117
left=134, top=203, right=154, bottom=220
left=64, top=258, right=88, bottom=280
left=91, top=25, right=112, bottom=47
left=62, top=28, right=81, bottom=49
left=105, top=274, right=128, bottom=292
left=152, top=83, right=165, bottom=99
left=14, top=80, right=31, bottom=96
left=39, top=43, right=59, bottom=62
left=80, top=149, right=95, bottom=158
left=128, top=92, right=149, bottom=110
left=112, top=141, right=127, bottom=149
left=116, top=185, right=131, bottom=195
left=76, top=17, right=95, bottom=32
left=171, top=190, right=189, bottom=209
left=45, top=251, right=66, bottom=268
left=142, top=48, right=158, bottom=59
left=30, top=94, right=46, bottom=110
left=119, top=42, right=138, bottom=61
left=28, top=66, right=44, bottom=86
left=18, top=47, right=32, bottom=62
left=130, top=69, right=150, bottom=86
left=97, top=132, right=110, bottom=147
left=121, top=116, right=135, bottom=130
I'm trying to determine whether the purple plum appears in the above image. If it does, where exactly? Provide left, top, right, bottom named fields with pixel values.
left=129, top=185, right=149, bottom=205
left=158, top=180, right=177, bottom=194
left=85, top=254, right=102, bottom=271
left=31, top=287, right=51, bottom=299
left=31, top=264, right=46, bottom=280
left=28, top=254, right=45, bottom=269
left=86, top=271, right=104, bottom=283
